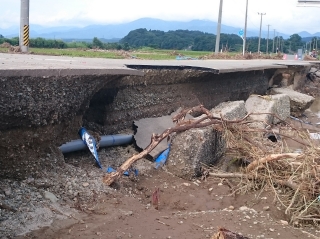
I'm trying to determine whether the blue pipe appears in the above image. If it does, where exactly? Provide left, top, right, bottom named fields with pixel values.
left=59, top=135, right=133, bottom=154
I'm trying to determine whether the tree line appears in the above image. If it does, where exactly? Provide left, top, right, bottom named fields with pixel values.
left=0, top=29, right=316, bottom=53
left=0, top=36, right=126, bottom=50
left=121, top=28, right=311, bottom=53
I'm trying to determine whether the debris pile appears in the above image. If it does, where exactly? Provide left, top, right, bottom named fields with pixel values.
left=199, top=52, right=284, bottom=60
left=0, top=42, right=21, bottom=53
left=0, top=42, right=11, bottom=48
left=104, top=84, right=320, bottom=226
left=214, top=116, right=320, bottom=225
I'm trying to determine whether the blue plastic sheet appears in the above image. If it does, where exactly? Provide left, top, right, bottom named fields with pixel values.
left=79, top=127, right=102, bottom=168
left=154, top=145, right=171, bottom=169
left=176, top=56, right=198, bottom=60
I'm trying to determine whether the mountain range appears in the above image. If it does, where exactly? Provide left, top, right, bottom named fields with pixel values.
left=1, top=18, right=320, bottom=41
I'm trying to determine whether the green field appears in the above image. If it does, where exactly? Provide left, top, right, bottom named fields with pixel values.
left=0, top=47, right=214, bottom=60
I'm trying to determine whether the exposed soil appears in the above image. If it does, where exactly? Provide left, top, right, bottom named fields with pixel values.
left=1, top=66, right=320, bottom=239
left=12, top=167, right=320, bottom=239
left=1, top=138, right=318, bottom=239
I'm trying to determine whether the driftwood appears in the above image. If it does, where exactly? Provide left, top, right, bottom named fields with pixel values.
left=246, top=153, right=302, bottom=172
left=209, top=172, right=299, bottom=191
left=102, top=105, right=309, bottom=186
left=103, top=105, right=224, bottom=185
left=211, top=227, right=250, bottom=239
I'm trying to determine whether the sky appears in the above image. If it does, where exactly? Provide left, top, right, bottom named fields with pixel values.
left=0, top=0, right=319, bottom=34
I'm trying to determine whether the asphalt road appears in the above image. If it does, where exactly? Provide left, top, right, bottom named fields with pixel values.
left=0, top=53, right=318, bottom=76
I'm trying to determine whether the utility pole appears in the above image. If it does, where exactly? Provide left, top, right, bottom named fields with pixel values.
left=276, top=31, right=279, bottom=51
left=243, top=0, right=249, bottom=55
left=215, top=0, right=223, bottom=54
left=266, top=24, right=270, bottom=54
left=257, top=12, right=266, bottom=53
left=272, top=29, right=275, bottom=53
left=20, top=0, right=30, bottom=53
left=310, top=41, right=312, bottom=52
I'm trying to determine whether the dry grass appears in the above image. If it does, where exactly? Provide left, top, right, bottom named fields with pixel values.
left=216, top=119, right=320, bottom=226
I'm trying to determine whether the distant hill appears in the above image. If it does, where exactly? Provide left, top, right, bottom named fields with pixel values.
left=1, top=18, right=319, bottom=40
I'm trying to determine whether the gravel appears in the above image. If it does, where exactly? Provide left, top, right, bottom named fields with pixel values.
left=0, top=145, right=137, bottom=238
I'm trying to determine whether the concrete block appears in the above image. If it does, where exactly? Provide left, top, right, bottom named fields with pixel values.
left=167, top=126, right=224, bottom=180
left=270, top=88, right=315, bottom=117
left=211, top=101, right=247, bottom=120
left=245, top=94, right=290, bottom=127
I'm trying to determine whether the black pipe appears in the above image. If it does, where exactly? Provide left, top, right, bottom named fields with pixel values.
left=59, top=135, right=133, bottom=154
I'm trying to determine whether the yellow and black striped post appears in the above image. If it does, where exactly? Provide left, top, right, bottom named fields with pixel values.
left=23, top=25, right=29, bottom=46
left=20, top=0, right=30, bottom=52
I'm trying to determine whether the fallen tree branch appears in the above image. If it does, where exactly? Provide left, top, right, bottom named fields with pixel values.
left=103, top=105, right=253, bottom=186
left=244, top=129, right=310, bottom=146
left=247, top=153, right=302, bottom=172
left=209, top=172, right=299, bottom=191
left=209, top=172, right=245, bottom=178
left=103, top=105, right=222, bottom=185
left=102, top=104, right=305, bottom=186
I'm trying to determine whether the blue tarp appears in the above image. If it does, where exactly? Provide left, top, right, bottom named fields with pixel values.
left=79, top=127, right=102, bottom=168
left=154, top=144, right=171, bottom=169
left=176, top=56, right=198, bottom=60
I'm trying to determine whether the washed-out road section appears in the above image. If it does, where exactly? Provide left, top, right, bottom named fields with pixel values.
left=0, top=53, right=317, bottom=180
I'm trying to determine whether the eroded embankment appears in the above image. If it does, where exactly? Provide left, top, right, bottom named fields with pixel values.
left=0, top=66, right=308, bottom=179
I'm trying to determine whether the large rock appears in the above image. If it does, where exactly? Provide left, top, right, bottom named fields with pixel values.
left=270, top=88, right=315, bottom=117
left=245, top=94, right=290, bottom=127
left=167, top=126, right=224, bottom=180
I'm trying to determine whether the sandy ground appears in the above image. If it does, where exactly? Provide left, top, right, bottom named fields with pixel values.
left=11, top=165, right=319, bottom=239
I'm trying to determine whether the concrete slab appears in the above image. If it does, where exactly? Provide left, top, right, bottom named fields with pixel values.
left=0, top=53, right=143, bottom=77
left=133, top=109, right=192, bottom=158
left=133, top=113, right=174, bottom=158
left=1, top=53, right=316, bottom=77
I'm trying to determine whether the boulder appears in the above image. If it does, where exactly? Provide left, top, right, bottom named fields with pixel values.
left=167, top=126, right=224, bottom=180
left=245, top=94, right=290, bottom=127
left=270, top=88, right=315, bottom=117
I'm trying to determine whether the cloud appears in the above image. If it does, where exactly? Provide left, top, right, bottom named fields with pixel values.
left=0, top=0, right=319, bottom=34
